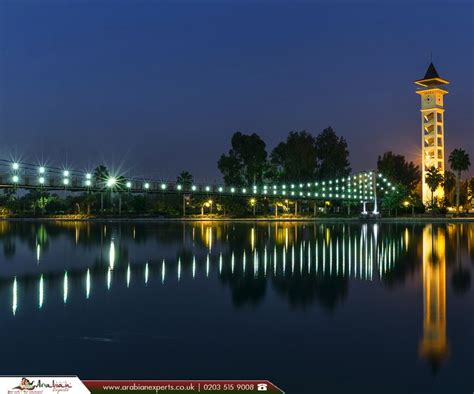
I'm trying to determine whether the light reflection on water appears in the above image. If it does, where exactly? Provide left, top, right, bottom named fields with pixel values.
left=0, top=220, right=472, bottom=393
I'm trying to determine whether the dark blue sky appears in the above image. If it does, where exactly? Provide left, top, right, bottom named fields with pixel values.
left=1, top=1, right=473, bottom=181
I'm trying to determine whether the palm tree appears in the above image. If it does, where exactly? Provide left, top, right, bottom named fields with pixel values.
left=469, top=177, right=474, bottom=209
left=176, top=171, right=193, bottom=188
left=93, top=165, right=110, bottom=187
left=443, top=170, right=456, bottom=205
left=425, top=166, right=444, bottom=210
left=448, top=149, right=471, bottom=214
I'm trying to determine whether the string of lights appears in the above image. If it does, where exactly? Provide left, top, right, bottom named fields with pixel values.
left=0, top=158, right=397, bottom=202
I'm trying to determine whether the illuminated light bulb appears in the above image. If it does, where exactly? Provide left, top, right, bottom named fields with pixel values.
left=63, top=170, right=70, bottom=177
left=85, top=173, right=92, bottom=179
left=106, top=177, right=116, bottom=187
left=144, top=182, right=150, bottom=189
left=12, top=162, right=19, bottom=170
left=63, top=178, right=69, bottom=185
left=39, top=166, right=45, bottom=174
left=12, top=175, right=19, bottom=183
left=126, top=181, right=132, bottom=188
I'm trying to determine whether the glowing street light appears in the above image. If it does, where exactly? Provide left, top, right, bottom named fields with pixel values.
left=85, top=180, right=92, bottom=187
left=12, top=162, right=19, bottom=171
left=144, top=182, right=150, bottom=190
left=126, top=181, right=132, bottom=189
left=39, top=166, right=46, bottom=174
left=63, top=170, right=70, bottom=177
left=106, top=177, right=116, bottom=187
left=85, top=173, right=92, bottom=180
left=250, top=198, right=256, bottom=216
left=63, top=178, right=69, bottom=186
left=39, top=177, right=45, bottom=185
left=12, top=175, right=19, bottom=183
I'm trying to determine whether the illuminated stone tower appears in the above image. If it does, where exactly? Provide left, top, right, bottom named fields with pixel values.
left=419, top=225, right=448, bottom=369
left=415, top=63, right=449, bottom=204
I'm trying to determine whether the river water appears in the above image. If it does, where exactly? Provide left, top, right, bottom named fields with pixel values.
left=0, top=221, right=472, bottom=394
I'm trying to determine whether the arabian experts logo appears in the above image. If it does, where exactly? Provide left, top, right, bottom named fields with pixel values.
left=9, top=377, right=73, bottom=394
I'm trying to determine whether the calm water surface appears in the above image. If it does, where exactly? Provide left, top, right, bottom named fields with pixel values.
left=0, top=221, right=472, bottom=394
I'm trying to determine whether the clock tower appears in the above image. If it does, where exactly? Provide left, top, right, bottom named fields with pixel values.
left=415, top=63, right=449, bottom=204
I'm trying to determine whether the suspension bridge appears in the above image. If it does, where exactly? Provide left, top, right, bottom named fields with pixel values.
left=0, top=158, right=398, bottom=214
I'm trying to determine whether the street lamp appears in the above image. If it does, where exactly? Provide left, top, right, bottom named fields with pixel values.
left=250, top=198, right=256, bottom=216
left=12, top=162, right=19, bottom=171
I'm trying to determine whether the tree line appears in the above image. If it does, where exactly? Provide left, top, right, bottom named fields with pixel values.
left=377, top=148, right=473, bottom=215
left=218, top=127, right=351, bottom=186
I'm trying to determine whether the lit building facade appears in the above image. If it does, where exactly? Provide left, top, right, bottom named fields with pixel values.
left=415, top=63, right=449, bottom=204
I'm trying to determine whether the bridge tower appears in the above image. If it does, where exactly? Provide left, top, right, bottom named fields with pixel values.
left=415, top=63, right=449, bottom=205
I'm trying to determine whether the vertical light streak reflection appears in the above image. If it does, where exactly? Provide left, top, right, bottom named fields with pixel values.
left=109, top=239, right=115, bottom=270
left=253, top=249, right=258, bottom=277
left=315, top=240, right=319, bottom=273
left=177, top=258, right=181, bottom=281
left=63, top=271, right=68, bottom=304
left=229, top=252, right=233, bottom=274
left=145, top=262, right=149, bottom=285
left=251, top=227, right=255, bottom=251
left=126, top=264, right=131, bottom=288
left=282, top=246, right=286, bottom=275
left=86, top=269, right=91, bottom=299
left=39, top=275, right=44, bottom=309
left=264, top=246, right=268, bottom=277
left=330, top=239, right=333, bottom=276
left=291, top=245, right=295, bottom=275
left=321, top=239, right=326, bottom=274
left=107, top=268, right=112, bottom=290
left=12, top=277, right=17, bottom=316
left=299, top=243, right=303, bottom=274
left=342, top=237, right=346, bottom=276
left=307, top=242, right=311, bottom=273
left=206, top=255, right=210, bottom=277
left=161, top=260, right=166, bottom=284
left=192, top=256, right=196, bottom=279
left=36, top=244, right=41, bottom=263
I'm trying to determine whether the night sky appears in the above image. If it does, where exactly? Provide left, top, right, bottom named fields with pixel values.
left=1, top=1, right=473, bottom=182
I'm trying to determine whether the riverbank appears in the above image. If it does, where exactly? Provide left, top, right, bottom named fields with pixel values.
left=1, top=215, right=474, bottom=223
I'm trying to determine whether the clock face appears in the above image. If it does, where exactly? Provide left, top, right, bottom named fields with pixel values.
left=425, top=95, right=432, bottom=103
